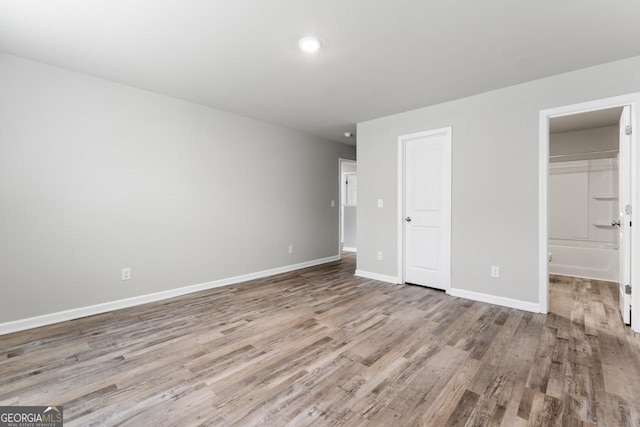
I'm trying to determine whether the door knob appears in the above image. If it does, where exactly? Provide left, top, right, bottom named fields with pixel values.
left=405, top=217, right=412, bottom=222
left=612, top=220, right=621, bottom=227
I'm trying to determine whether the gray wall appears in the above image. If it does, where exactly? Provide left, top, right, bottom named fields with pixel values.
left=357, top=55, right=640, bottom=304
left=343, top=206, right=357, bottom=249
left=0, top=53, right=355, bottom=323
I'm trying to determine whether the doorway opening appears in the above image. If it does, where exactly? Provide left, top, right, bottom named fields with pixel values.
left=539, top=94, right=640, bottom=333
left=339, top=159, right=357, bottom=256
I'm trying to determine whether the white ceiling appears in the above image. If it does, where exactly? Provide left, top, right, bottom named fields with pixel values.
left=1, top=1, right=640, bottom=144
left=550, top=107, right=624, bottom=134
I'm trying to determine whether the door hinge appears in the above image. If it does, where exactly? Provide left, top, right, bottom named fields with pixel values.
left=626, top=125, right=632, bottom=135
left=625, top=284, right=632, bottom=295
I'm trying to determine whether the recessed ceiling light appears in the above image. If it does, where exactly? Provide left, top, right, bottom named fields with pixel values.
left=298, top=36, right=322, bottom=53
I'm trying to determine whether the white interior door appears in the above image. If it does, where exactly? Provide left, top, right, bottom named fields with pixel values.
left=619, top=106, right=632, bottom=324
left=402, top=129, right=451, bottom=290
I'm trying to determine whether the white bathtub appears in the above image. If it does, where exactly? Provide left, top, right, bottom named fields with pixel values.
left=548, top=239, right=619, bottom=282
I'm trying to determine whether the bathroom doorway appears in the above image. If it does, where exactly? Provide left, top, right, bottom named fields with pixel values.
left=539, top=94, right=639, bottom=332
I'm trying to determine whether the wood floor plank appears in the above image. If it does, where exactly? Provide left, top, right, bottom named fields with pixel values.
left=1, top=259, right=640, bottom=426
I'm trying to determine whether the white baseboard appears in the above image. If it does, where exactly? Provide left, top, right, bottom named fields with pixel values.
left=342, top=247, right=357, bottom=252
left=354, top=270, right=399, bottom=284
left=448, top=288, right=540, bottom=313
left=0, top=255, right=340, bottom=336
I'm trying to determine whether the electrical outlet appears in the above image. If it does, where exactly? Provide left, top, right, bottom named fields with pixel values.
left=377, top=251, right=383, bottom=261
left=289, top=245, right=294, bottom=254
left=491, top=266, right=500, bottom=278
left=122, top=268, right=131, bottom=281
left=331, top=200, right=335, bottom=207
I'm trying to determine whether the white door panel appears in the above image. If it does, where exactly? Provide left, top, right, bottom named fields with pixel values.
left=619, top=106, right=632, bottom=324
left=412, top=226, right=440, bottom=270
left=402, top=129, right=451, bottom=290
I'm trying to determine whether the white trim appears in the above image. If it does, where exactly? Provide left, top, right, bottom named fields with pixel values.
left=539, top=93, right=640, bottom=332
left=0, top=255, right=340, bottom=336
left=355, top=270, right=399, bottom=284
left=397, top=127, right=452, bottom=289
left=539, top=109, right=550, bottom=314
left=397, top=137, right=404, bottom=283
left=342, top=247, right=357, bottom=252
left=448, top=288, right=540, bottom=313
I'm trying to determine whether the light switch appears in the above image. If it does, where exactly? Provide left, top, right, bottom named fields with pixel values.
left=331, top=200, right=335, bottom=207
left=377, top=199, right=384, bottom=208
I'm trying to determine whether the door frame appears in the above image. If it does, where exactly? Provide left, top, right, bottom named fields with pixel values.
left=397, top=127, right=452, bottom=289
left=342, top=172, right=358, bottom=252
left=538, top=93, right=640, bottom=333
left=338, top=158, right=357, bottom=258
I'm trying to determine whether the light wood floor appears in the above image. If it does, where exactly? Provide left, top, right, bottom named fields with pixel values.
left=1, top=254, right=640, bottom=426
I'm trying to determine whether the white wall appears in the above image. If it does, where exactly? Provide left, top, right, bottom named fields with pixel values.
left=341, top=162, right=357, bottom=174
left=357, top=55, right=640, bottom=306
left=549, top=159, right=618, bottom=244
left=0, top=53, right=355, bottom=325
left=550, top=125, right=618, bottom=157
